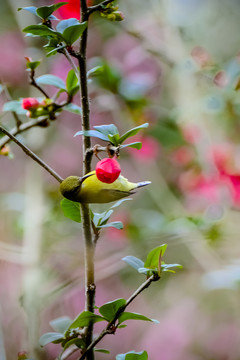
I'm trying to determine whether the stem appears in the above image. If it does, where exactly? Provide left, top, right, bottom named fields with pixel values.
left=79, top=274, right=159, bottom=360
left=78, top=1, right=95, bottom=359
left=30, top=70, right=50, bottom=98
left=88, top=0, right=114, bottom=14
left=63, top=48, right=79, bottom=76
left=0, top=126, right=63, bottom=183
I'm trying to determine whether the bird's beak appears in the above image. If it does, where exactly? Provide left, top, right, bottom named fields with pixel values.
left=80, top=173, right=94, bottom=183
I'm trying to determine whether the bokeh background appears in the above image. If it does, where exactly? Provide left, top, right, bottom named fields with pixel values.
left=1, top=0, right=240, bottom=359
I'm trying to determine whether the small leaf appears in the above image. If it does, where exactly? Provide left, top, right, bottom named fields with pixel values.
left=60, top=198, right=81, bottom=223
left=63, top=338, right=85, bottom=351
left=94, top=124, right=119, bottom=138
left=99, top=298, right=126, bottom=322
left=120, top=142, right=142, bottom=150
left=74, top=130, right=109, bottom=142
left=56, top=18, right=80, bottom=33
left=36, top=74, right=66, bottom=89
left=144, top=244, right=167, bottom=269
left=62, top=22, right=88, bottom=45
left=99, top=221, right=123, bottom=230
left=161, top=263, right=183, bottom=272
left=39, top=332, right=63, bottom=347
left=67, top=311, right=105, bottom=330
left=26, top=60, right=41, bottom=71
left=118, top=123, right=149, bottom=144
left=49, top=316, right=72, bottom=333
left=18, top=6, right=38, bottom=16
left=110, top=198, right=132, bottom=209
left=108, top=133, right=120, bottom=146
left=87, top=66, right=104, bottom=78
left=94, top=349, right=110, bottom=354
left=118, top=324, right=127, bottom=328
left=3, top=100, right=27, bottom=114
left=36, top=3, right=68, bottom=19
left=116, top=351, right=148, bottom=360
left=118, top=312, right=159, bottom=325
left=64, top=103, right=82, bottom=115
left=22, top=25, right=59, bottom=38
left=122, top=256, right=144, bottom=271
left=66, top=69, right=79, bottom=96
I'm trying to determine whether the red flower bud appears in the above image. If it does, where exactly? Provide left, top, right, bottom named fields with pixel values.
left=96, top=158, right=121, bottom=184
left=22, top=98, right=40, bottom=110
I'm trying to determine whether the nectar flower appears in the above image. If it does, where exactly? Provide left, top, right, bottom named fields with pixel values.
left=96, top=157, right=121, bottom=184
left=22, top=98, right=40, bottom=110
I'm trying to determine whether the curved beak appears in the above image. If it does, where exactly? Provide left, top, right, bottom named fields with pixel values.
left=80, top=173, right=94, bottom=183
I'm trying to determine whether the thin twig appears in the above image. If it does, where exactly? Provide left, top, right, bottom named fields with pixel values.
left=0, top=118, right=49, bottom=148
left=63, top=48, right=80, bottom=76
left=78, top=274, right=159, bottom=360
left=29, top=70, right=50, bottom=98
left=88, top=0, right=114, bottom=14
left=0, top=126, right=63, bottom=183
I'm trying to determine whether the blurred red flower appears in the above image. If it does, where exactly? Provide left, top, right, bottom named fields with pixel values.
left=55, top=0, right=81, bottom=19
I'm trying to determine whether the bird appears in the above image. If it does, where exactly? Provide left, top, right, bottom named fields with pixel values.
left=59, top=171, right=151, bottom=204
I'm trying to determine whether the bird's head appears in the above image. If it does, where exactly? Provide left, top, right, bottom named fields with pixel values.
left=60, top=174, right=93, bottom=201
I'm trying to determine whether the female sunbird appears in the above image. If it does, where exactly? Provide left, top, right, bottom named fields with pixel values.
left=60, top=171, right=151, bottom=204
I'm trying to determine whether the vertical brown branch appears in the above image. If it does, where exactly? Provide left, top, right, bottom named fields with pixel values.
left=78, top=1, right=95, bottom=360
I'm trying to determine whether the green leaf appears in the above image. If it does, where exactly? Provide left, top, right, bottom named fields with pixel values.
left=99, top=298, right=126, bottom=322
left=118, top=123, right=149, bottom=144
left=62, top=22, right=88, bottom=45
left=22, top=25, right=60, bottom=38
left=63, top=103, right=82, bottom=115
left=118, top=324, right=127, bottom=328
left=110, top=198, right=132, bottom=209
left=49, top=316, right=72, bottom=333
left=26, top=60, right=41, bottom=71
left=108, top=133, right=120, bottom=146
left=95, top=349, right=110, bottom=354
left=92, top=209, right=113, bottom=227
left=116, top=351, right=148, bottom=360
left=87, top=66, right=104, bottom=78
left=122, top=256, right=144, bottom=271
left=144, top=244, right=167, bottom=269
left=99, top=221, right=123, bottom=230
left=60, top=198, right=81, bottom=223
left=36, top=3, right=68, bottom=19
left=36, top=74, right=66, bottom=89
left=118, top=312, right=159, bottom=325
left=74, top=130, right=109, bottom=142
left=120, top=142, right=142, bottom=150
left=18, top=6, right=38, bottom=16
left=94, top=124, right=119, bottom=138
left=161, top=263, right=183, bottom=273
left=67, top=311, right=105, bottom=330
left=39, top=332, right=63, bottom=347
left=3, top=100, right=27, bottom=114
left=56, top=18, right=80, bottom=33
left=66, top=69, right=79, bottom=96
left=63, top=338, right=85, bottom=351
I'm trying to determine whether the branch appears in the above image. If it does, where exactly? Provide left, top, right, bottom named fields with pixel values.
left=79, top=274, right=160, bottom=360
left=0, top=125, right=63, bottom=183
left=0, top=118, right=49, bottom=148
left=29, top=69, right=50, bottom=98
left=88, top=0, right=115, bottom=14
left=78, top=1, right=95, bottom=359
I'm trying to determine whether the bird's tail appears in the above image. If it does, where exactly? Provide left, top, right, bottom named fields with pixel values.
left=136, top=181, right=151, bottom=188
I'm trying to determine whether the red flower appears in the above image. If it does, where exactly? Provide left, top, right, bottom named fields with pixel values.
left=96, top=157, right=121, bottom=184
left=22, top=98, right=40, bottom=110
left=56, top=0, right=80, bottom=19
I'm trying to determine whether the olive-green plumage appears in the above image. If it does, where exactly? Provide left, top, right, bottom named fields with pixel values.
left=60, top=171, right=151, bottom=204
